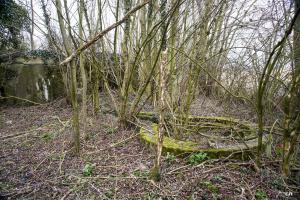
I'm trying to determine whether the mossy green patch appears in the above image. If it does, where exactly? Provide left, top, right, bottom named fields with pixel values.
left=139, top=121, right=266, bottom=159
left=137, top=112, right=268, bottom=159
left=140, top=125, right=199, bottom=154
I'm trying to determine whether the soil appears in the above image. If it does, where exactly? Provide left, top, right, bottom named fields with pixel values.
left=0, top=99, right=299, bottom=199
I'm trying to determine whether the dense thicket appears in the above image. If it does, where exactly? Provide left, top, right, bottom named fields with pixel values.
left=4, top=0, right=300, bottom=180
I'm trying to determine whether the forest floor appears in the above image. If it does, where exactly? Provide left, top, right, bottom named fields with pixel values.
left=0, top=98, right=299, bottom=200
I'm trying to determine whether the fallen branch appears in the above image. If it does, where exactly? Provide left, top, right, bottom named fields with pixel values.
left=0, top=95, right=43, bottom=105
left=60, top=0, right=150, bottom=66
left=1, top=122, right=64, bottom=141
left=1, top=129, right=38, bottom=140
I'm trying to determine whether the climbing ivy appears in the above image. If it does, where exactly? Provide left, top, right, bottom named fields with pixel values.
left=25, top=50, right=59, bottom=61
left=0, top=0, right=29, bottom=51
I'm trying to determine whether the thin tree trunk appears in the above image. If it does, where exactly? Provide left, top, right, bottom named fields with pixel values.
left=63, top=0, right=77, bottom=49
left=149, top=0, right=168, bottom=181
left=79, top=0, right=88, bottom=138
left=149, top=50, right=168, bottom=181
left=169, top=0, right=179, bottom=107
left=282, top=0, right=300, bottom=176
left=30, top=0, right=34, bottom=50
left=55, top=0, right=80, bottom=155
left=256, top=8, right=300, bottom=167
left=113, top=0, right=120, bottom=86
left=40, top=0, right=56, bottom=50
left=119, top=0, right=132, bottom=126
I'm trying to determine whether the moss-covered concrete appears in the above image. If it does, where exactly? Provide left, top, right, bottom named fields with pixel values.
left=139, top=119, right=267, bottom=160
left=0, top=63, right=64, bottom=104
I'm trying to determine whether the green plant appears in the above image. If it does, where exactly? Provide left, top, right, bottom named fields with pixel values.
left=211, top=175, right=223, bottom=183
left=271, top=178, right=284, bottom=190
left=255, top=190, right=267, bottom=200
left=0, top=0, right=29, bottom=51
left=199, top=181, right=220, bottom=199
left=166, top=152, right=176, bottom=164
left=188, top=152, right=208, bottom=165
left=275, top=143, right=284, bottom=157
left=104, top=190, right=113, bottom=199
left=201, top=192, right=209, bottom=200
left=212, top=193, right=219, bottom=200
left=202, top=181, right=219, bottom=194
left=146, top=192, right=154, bottom=200
left=105, top=126, right=118, bottom=134
left=83, top=163, right=95, bottom=177
left=188, top=192, right=195, bottom=200
left=133, top=169, right=148, bottom=177
left=41, top=133, right=54, bottom=142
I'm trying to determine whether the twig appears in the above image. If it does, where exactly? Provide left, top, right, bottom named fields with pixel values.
left=70, top=174, right=145, bottom=180
left=1, top=129, right=38, bottom=140
left=3, top=187, right=33, bottom=198
left=166, top=164, right=191, bottom=175
left=58, top=143, right=67, bottom=174
left=60, top=189, right=72, bottom=200
left=51, top=116, right=69, bottom=127
left=0, top=95, right=43, bottom=105
left=86, top=132, right=140, bottom=155
left=109, top=132, right=140, bottom=148
left=148, top=180, right=171, bottom=197
left=113, top=146, right=118, bottom=200
left=1, top=122, right=59, bottom=140
left=33, top=157, right=48, bottom=172
left=60, top=0, right=150, bottom=66
left=243, top=180, right=255, bottom=200
left=88, top=183, right=106, bottom=198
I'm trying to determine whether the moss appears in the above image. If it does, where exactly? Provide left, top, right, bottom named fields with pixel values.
left=138, top=112, right=268, bottom=160
left=140, top=125, right=199, bottom=154
left=202, top=181, right=219, bottom=194
left=140, top=122, right=267, bottom=159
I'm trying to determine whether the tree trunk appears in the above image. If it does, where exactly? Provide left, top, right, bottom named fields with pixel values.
left=119, top=0, right=132, bottom=126
left=79, top=0, right=88, bottom=138
left=149, top=0, right=168, bottom=181
left=55, top=0, right=80, bottom=155
left=30, top=0, right=34, bottom=50
left=282, top=0, right=300, bottom=176
left=149, top=50, right=168, bottom=181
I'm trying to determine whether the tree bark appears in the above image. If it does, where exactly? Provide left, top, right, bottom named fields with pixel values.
left=79, top=0, right=88, bottom=138
left=55, top=0, right=80, bottom=155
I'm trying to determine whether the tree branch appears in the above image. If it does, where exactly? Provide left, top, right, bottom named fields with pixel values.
left=60, top=0, right=150, bottom=66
